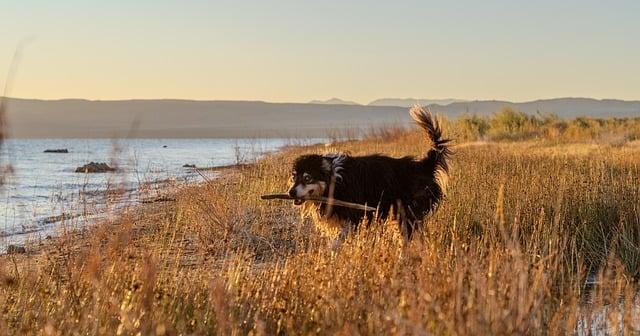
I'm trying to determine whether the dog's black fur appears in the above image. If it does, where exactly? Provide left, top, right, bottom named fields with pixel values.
left=288, top=107, right=451, bottom=240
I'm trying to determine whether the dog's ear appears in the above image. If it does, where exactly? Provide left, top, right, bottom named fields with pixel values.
left=321, top=157, right=332, bottom=174
left=322, top=154, right=346, bottom=183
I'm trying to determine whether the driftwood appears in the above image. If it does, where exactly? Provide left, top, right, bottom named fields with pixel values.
left=140, top=196, right=176, bottom=204
left=261, top=193, right=376, bottom=212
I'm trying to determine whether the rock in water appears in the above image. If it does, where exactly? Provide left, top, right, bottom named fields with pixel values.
left=74, top=162, right=116, bottom=173
left=182, top=164, right=196, bottom=168
left=44, top=149, right=69, bottom=153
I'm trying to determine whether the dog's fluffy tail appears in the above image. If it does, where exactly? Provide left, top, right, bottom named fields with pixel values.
left=410, top=105, right=452, bottom=180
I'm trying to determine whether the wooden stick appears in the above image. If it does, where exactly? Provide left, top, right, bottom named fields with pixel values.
left=260, top=193, right=376, bottom=212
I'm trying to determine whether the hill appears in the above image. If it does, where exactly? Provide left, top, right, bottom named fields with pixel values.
left=369, top=98, right=467, bottom=107
left=427, top=98, right=640, bottom=118
left=3, top=98, right=408, bottom=138
left=2, top=97, right=638, bottom=138
left=308, top=98, right=359, bottom=105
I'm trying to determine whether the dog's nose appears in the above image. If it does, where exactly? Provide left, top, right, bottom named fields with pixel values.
left=288, top=187, right=297, bottom=198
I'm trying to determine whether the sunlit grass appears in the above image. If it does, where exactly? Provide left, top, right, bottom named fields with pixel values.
left=1, top=116, right=639, bottom=334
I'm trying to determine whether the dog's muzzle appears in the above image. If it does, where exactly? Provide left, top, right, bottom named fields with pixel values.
left=288, top=187, right=304, bottom=206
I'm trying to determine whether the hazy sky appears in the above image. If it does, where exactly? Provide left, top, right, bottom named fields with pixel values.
left=2, top=0, right=639, bottom=103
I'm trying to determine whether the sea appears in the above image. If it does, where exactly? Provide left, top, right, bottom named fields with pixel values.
left=0, top=138, right=323, bottom=249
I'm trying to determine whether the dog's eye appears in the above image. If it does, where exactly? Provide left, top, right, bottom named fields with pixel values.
left=303, top=174, right=313, bottom=184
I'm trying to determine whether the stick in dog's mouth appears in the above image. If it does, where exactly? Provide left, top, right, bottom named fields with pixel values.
left=260, top=193, right=376, bottom=212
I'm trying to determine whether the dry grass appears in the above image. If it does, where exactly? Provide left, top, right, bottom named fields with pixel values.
left=1, top=125, right=640, bottom=335
left=450, top=107, right=640, bottom=144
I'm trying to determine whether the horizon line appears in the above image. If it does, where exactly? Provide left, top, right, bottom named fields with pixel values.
left=3, top=95, right=640, bottom=105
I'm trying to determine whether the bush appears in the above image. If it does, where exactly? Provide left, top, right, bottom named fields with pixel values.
left=488, top=107, right=542, bottom=140
left=444, top=107, right=640, bottom=143
left=453, top=115, right=491, bottom=141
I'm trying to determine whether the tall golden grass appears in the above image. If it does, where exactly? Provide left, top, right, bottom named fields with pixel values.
left=1, top=117, right=639, bottom=335
left=450, top=107, right=640, bottom=143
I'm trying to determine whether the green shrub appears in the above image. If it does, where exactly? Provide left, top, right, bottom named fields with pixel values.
left=453, top=115, right=491, bottom=141
left=445, top=108, right=640, bottom=143
left=488, top=107, right=542, bottom=140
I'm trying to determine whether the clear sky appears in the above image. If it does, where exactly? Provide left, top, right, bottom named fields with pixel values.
left=2, top=0, right=639, bottom=103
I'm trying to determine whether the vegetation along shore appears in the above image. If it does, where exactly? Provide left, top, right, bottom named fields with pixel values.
left=1, top=108, right=640, bottom=334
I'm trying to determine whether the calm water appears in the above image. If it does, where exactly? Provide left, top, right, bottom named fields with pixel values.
left=0, top=138, right=321, bottom=247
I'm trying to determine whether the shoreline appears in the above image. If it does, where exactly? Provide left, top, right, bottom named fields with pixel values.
left=0, top=161, right=253, bottom=255
left=0, top=136, right=299, bottom=252
left=0, top=165, right=253, bottom=285
left=2, top=138, right=635, bottom=256
left=2, top=135, right=639, bottom=334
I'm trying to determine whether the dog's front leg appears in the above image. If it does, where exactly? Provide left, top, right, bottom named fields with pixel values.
left=330, top=223, right=353, bottom=252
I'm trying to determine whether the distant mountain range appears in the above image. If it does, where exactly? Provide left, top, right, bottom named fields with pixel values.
left=308, top=97, right=640, bottom=118
left=2, top=98, right=408, bottom=138
left=308, top=98, right=359, bottom=105
left=426, top=98, right=640, bottom=119
left=309, top=97, right=468, bottom=106
left=368, top=98, right=468, bottom=107
left=2, top=97, right=638, bottom=138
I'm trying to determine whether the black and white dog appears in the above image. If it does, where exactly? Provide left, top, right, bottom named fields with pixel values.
left=288, top=107, right=451, bottom=247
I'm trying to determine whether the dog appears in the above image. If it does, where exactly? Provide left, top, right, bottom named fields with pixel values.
left=288, top=106, right=451, bottom=248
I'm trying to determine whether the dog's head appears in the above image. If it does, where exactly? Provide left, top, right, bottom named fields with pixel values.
left=288, top=154, right=334, bottom=205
